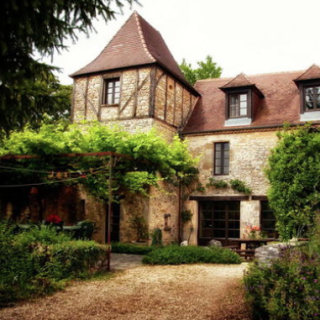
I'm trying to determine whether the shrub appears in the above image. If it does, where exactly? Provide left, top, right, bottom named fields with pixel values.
left=15, top=224, right=72, bottom=246
left=0, top=221, right=108, bottom=305
left=151, top=228, right=163, bottom=246
left=266, top=125, right=320, bottom=240
left=129, top=214, right=149, bottom=241
left=142, top=245, right=241, bottom=265
left=181, top=210, right=193, bottom=224
left=111, top=242, right=155, bottom=255
left=244, top=245, right=320, bottom=320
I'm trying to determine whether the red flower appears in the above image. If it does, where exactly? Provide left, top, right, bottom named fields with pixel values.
left=46, top=214, right=62, bottom=224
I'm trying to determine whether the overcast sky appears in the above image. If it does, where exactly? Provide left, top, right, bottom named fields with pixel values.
left=40, top=0, right=320, bottom=84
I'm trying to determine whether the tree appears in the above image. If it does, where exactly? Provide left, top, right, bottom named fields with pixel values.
left=45, top=84, right=73, bottom=122
left=0, top=0, right=138, bottom=135
left=266, top=125, right=320, bottom=240
left=179, top=55, right=222, bottom=85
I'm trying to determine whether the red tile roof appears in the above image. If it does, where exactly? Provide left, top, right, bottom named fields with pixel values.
left=294, top=64, right=320, bottom=82
left=71, top=12, right=189, bottom=88
left=220, top=73, right=254, bottom=89
left=183, top=69, right=320, bottom=133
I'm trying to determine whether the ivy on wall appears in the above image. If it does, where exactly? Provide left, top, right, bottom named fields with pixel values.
left=206, top=177, right=252, bottom=195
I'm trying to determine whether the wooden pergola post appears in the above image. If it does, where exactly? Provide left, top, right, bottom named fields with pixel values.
left=107, top=154, right=113, bottom=271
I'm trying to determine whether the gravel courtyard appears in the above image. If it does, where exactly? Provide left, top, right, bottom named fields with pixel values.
left=0, top=263, right=250, bottom=320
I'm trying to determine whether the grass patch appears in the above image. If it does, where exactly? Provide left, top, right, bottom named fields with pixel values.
left=82, top=270, right=114, bottom=282
left=142, top=245, right=242, bottom=265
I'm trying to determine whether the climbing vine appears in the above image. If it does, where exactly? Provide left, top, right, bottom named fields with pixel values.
left=0, top=121, right=199, bottom=201
left=206, top=177, right=228, bottom=189
left=206, top=177, right=252, bottom=195
left=229, top=179, right=252, bottom=195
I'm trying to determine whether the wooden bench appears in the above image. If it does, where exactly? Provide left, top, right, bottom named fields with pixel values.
left=224, top=245, right=238, bottom=251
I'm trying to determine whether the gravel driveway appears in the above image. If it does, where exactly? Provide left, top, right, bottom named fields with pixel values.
left=0, top=263, right=250, bottom=320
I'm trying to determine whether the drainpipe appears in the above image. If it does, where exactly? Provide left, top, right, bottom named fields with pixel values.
left=107, top=155, right=113, bottom=271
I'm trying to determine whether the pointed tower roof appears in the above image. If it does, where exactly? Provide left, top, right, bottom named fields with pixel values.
left=71, top=12, right=186, bottom=83
left=294, top=64, right=320, bottom=82
left=220, top=73, right=254, bottom=89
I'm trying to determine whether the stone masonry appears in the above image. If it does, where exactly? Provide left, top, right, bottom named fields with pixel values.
left=184, top=130, right=279, bottom=245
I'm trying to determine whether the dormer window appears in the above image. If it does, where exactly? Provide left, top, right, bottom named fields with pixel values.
left=294, top=65, right=320, bottom=121
left=219, top=73, right=263, bottom=127
left=229, top=92, right=248, bottom=118
left=223, top=88, right=252, bottom=126
left=103, top=78, right=120, bottom=105
left=304, top=84, right=320, bottom=110
left=296, top=81, right=320, bottom=121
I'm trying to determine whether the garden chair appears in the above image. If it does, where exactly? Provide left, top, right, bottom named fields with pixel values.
left=74, top=220, right=95, bottom=240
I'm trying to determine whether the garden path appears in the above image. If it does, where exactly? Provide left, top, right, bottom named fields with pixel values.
left=110, top=253, right=144, bottom=270
left=0, top=262, right=250, bottom=320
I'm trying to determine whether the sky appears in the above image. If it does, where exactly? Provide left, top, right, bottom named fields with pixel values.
left=40, top=0, right=320, bottom=85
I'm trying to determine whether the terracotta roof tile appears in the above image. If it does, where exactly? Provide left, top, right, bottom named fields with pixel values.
left=183, top=70, right=313, bottom=133
left=294, top=64, right=320, bottom=82
left=220, top=73, right=254, bottom=89
left=137, top=14, right=185, bottom=80
left=71, top=12, right=185, bottom=83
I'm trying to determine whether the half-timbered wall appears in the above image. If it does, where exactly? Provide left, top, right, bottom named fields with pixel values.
left=154, top=68, right=196, bottom=128
left=73, top=68, right=152, bottom=123
left=72, top=65, right=197, bottom=131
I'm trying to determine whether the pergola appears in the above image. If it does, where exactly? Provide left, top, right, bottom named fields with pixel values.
left=0, top=151, right=134, bottom=271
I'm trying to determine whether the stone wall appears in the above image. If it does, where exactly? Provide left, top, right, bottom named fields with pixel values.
left=240, top=200, right=260, bottom=239
left=186, top=130, right=278, bottom=195
left=117, top=124, right=180, bottom=244
left=148, top=181, right=179, bottom=245
left=184, top=130, right=279, bottom=245
left=119, top=193, right=150, bottom=243
left=183, top=200, right=198, bottom=245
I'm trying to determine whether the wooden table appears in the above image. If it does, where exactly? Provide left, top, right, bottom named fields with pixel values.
left=231, top=238, right=276, bottom=259
left=233, top=238, right=276, bottom=250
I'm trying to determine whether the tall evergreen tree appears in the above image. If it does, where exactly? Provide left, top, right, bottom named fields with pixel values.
left=0, top=0, right=138, bottom=135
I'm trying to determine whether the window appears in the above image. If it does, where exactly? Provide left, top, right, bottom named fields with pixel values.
left=199, top=201, right=240, bottom=245
left=103, top=78, right=120, bottom=105
left=260, top=201, right=277, bottom=238
left=229, top=93, right=248, bottom=117
left=214, top=142, right=229, bottom=175
left=304, top=85, right=320, bottom=110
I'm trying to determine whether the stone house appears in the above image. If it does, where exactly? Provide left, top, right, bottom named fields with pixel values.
left=60, top=12, right=320, bottom=245
left=182, top=66, right=320, bottom=245
left=70, top=12, right=199, bottom=244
